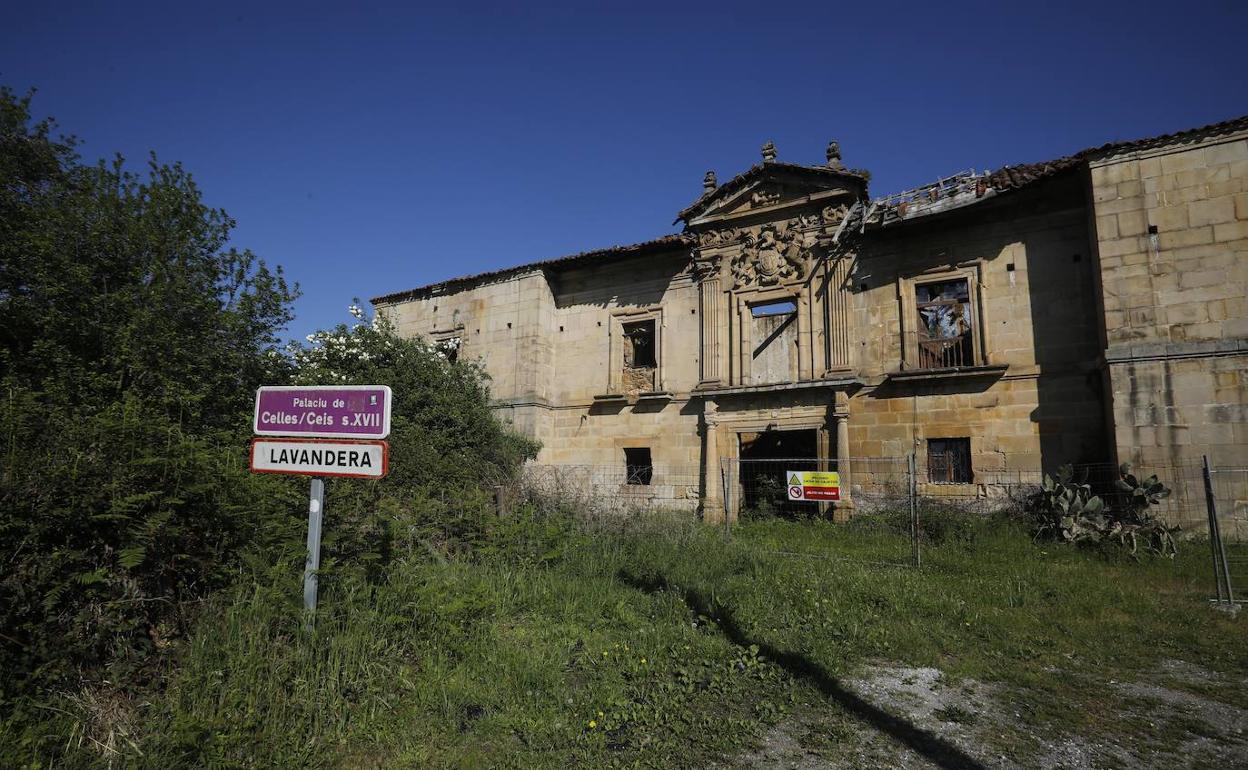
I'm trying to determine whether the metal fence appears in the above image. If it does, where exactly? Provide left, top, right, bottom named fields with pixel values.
left=499, top=455, right=1248, bottom=603
left=505, top=463, right=703, bottom=520
left=721, top=456, right=920, bottom=567
left=1203, top=460, right=1248, bottom=610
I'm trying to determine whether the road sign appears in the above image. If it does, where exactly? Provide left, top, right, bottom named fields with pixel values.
left=250, top=437, right=389, bottom=478
left=253, top=385, right=392, bottom=439
left=786, top=470, right=840, bottom=502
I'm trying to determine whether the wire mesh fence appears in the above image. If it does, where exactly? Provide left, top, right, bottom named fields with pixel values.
left=501, top=463, right=704, bottom=521
left=722, top=456, right=919, bottom=567
left=1204, top=463, right=1248, bottom=608
left=494, top=455, right=1247, bottom=603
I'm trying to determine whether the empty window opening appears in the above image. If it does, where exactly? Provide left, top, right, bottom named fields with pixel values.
left=622, top=320, right=656, bottom=367
left=750, top=300, right=797, bottom=317
left=915, top=278, right=974, bottom=369
left=621, top=320, right=657, bottom=393
left=435, top=337, right=461, bottom=364
left=624, top=447, right=653, bottom=485
left=928, top=438, right=972, bottom=483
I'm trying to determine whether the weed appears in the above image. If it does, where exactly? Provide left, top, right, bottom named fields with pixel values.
left=8, top=514, right=1246, bottom=768
left=932, top=704, right=978, bottom=725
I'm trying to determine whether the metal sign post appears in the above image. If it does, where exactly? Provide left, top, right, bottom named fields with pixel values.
left=304, top=478, right=325, bottom=625
left=249, top=384, right=392, bottom=631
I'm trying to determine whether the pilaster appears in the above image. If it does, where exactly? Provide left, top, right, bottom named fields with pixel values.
left=698, top=273, right=723, bottom=384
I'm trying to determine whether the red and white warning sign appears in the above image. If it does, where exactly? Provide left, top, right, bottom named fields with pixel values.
left=785, top=470, right=841, bottom=502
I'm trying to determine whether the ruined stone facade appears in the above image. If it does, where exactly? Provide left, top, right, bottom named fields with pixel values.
left=375, top=117, right=1248, bottom=521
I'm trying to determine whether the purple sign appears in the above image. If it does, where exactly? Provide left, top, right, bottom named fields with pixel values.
left=253, top=385, right=392, bottom=439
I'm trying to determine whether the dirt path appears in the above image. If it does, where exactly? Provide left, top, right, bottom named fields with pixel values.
left=729, top=660, right=1248, bottom=769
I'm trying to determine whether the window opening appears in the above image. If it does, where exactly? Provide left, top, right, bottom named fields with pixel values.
left=621, top=320, right=657, bottom=392
left=927, top=438, right=972, bottom=483
left=622, top=320, right=656, bottom=367
left=749, top=300, right=797, bottom=384
left=435, top=337, right=461, bottom=364
left=624, top=447, right=653, bottom=485
left=915, top=278, right=974, bottom=368
left=750, top=300, right=797, bottom=317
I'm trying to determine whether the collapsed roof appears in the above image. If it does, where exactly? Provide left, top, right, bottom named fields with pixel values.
left=372, top=114, right=1248, bottom=304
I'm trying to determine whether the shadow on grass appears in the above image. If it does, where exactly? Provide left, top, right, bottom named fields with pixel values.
left=618, top=570, right=988, bottom=770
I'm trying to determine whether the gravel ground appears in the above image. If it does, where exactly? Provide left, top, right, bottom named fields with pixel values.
left=731, top=660, right=1248, bottom=769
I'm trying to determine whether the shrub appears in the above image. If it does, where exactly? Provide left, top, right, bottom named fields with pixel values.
left=0, top=86, right=536, bottom=720
left=1, top=85, right=301, bottom=695
left=282, top=307, right=539, bottom=573
left=1026, top=464, right=1177, bottom=557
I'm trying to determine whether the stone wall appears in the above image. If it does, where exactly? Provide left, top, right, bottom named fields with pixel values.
left=850, top=177, right=1107, bottom=474
left=379, top=268, right=557, bottom=440
left=379, top=247, right=706, bottom=475
left=540, top=250, right=703, bottom=470
left=1089, top=127, right=1248, bottom=467
left=375, top=122, right=1248, bottom=521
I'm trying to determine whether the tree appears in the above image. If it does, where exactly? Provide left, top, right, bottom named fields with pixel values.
left=0, top=86, right=301, bottom=690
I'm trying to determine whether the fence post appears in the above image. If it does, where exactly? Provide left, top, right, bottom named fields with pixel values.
left=721, top=459, right=731, bottom=541
left=1202, top=455, right=1235, bottom=607
left=494, top=484, right=507, bottom=517
left=909, top=452, right=920, bottom=568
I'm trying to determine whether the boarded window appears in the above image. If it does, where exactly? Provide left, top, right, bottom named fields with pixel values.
left=915, top=279, right=974, bottom=368
left=750, top=300, right=797, bottom=385
left=928, top=438, right=972, bottom=483
left=624, top=447, right=653, bottom=485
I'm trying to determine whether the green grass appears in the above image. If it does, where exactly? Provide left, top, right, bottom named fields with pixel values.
left=14, top=512, right=1246, bottom=768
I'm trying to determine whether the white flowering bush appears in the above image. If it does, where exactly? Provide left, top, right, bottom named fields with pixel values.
left=280, top=302, right=540, bottom=570
left=286, top=305, right=399, bottom=384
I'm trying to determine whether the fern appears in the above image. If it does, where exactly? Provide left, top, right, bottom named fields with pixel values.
left=118, top=546, right=147, bottom=569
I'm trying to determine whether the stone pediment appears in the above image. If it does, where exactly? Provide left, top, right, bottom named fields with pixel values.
left=677, top=162, right=866, bottom=228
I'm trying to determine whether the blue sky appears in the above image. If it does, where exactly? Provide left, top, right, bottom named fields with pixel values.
left=4, top=0, right=1245, bottom=343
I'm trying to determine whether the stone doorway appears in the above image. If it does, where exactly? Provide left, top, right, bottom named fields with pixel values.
left=737, top=428, right=821, bottom=515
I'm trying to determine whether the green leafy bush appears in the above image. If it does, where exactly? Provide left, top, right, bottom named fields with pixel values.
left=0, top=85, right=536, bottom=723
left=1, top=85, right=302, bottom=695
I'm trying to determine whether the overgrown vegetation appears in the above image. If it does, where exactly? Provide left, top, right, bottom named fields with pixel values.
left=1, top=84, right=302, bottom=694
left=0, top=86, right=535, bottom=757
left=3, top=86, right=1243, bottom=769
left=7, top=513, right=1243, bottom=768
left=1027, top=463, right=1178, bottom=556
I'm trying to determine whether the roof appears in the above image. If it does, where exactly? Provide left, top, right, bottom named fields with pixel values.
left=675, top=161, right=868, bottom=224
left=376, top=113, right=1248, bottom=303
left=867, top=113, right=1248, bottom=228
left=1079, top=113, right=1248, bottom=159
left=371, top=233, right=693, bottom=305
left=866, top=159, right=1086, bottom=227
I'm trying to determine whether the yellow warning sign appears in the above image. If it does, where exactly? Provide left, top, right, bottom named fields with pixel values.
left=785, top=470, right=841, bottom=502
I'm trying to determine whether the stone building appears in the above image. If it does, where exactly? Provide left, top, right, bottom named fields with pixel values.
left=374, top=116, right=1248, bottom=521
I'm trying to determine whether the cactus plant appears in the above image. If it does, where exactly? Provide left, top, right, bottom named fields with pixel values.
left=1028, top=463, right=1177, bottom=557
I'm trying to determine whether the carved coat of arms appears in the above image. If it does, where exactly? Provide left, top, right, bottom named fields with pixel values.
left=732, top=224, right=805, bottom=288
